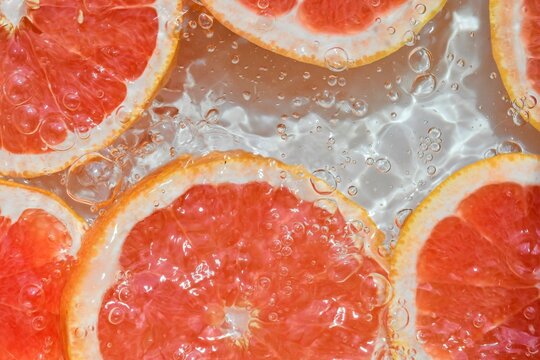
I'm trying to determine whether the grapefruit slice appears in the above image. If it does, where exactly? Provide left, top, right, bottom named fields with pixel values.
left=490, top=0, right=540, bottom=131
left=63, top=151, right=390, bottom=359
left=201, top=0, right=447, bottom=68
left=0, top=180, right=85, bottom=359
left=0, top=0, right=181, bottom=178
left=390, top=153, right=540, bottom=358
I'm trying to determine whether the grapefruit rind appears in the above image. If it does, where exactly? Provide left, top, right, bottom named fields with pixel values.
left=0, top=0, right=183, bottom=178
left=202, top=0, right=447, bottom=68
left=389, top=153, right=540, bottom=358
left=62, top=150, right=386, bottom=359
left=0, top=179, right=86, bottom=255
left=490, top=0, right=540, bottom=131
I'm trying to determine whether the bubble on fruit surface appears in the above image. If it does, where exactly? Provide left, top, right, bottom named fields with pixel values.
left=324, top=47, right=349, bottom=72
left=39, top=114, right=74, bottom=151
left=310, top=169, right=337, bottom=195
left=66, top=153, right=123, bottom=205
left=376, top=158, right=392, bottom=173
left=12, top=104, right=41, bottom=134
left=366, top=273, right=393, bottom=307
left=411, top=74, right=436, bottom=97
left=19, top=284, right=45, bottom=311
left=387, top=302, right=410, bottom=331
left=394, top=209, right=412, bottom=228
left=197, top=12, right=213, bottom=30
left=3, top=71, right=32, bottom=105
left=408, top=47, right=432, bottom=73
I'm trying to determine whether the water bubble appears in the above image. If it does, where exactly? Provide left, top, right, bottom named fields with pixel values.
left=430, top=143, right=441, bottom=152
left=198, top=12, right=213, bottom=29
left=366, top=273, right=393, bottom=307
left=351, top=99, right=369, bottom=117
left=39, top=114, right=74, bottom=151
left=411, top=74, right=436, bottom=97
left=347, top=186, right=358, bottom=196
left=387, top=303, right=410, bottom=331
left=457, top=59, right=465, bottom=67
left=395, top=209, right=413, bottom=228
left=450, top=83, right=459, bottom=91
left=472, top=313, right=486, bottom=328
left=3, top=71, right=32, bottom=105
left=328, top=256, right=362, bottom=283
left=484, top=148, right=497, bottom=158
left=324, top=47, right=349, bottom=72
left=489, top=72, right=497, bottom=80
left=62, top=92, right=81, bottom=111
left=427, top=165, right=436, bottom=176
left=242, top=91, right=252, bottom=101
left=387, top=90, right=399, bottom=102
left=12, top=104, right=41, bottom=134
left=402, top=30, right=416, bottom=46
left=366, top=157, right=375, bottom=166
left=310, top=169, right=337, bottom=195
left=108, top=306, right=126, bottom=325
left=74, top=327, right=88, bottom=339
left=32, top=315, right=46, bottom=331
left=497, top=140, right=522, bottom=154
left=387, top=26, right=396, bottom=35
left=66, top=153, right=123, bottom=205
left=408, top=47, right=432, bottom=73
left=415, top=3, right=427, bottom=14
left=19, top=284, right=44, bottom=311
left=416, top=330, right=427, bottom=344
left=268, top=312, right=279, bottom=322
left=231, top=55, right=240, bottom=64
left=523, top=306, right=536, bottom=320
left=375, top=158, right=391, bottom=173
left=316, top=90, right=335, bottom=108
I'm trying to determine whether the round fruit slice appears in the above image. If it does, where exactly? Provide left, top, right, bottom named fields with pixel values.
left=202, top=0, right=447, bottom=68
left=490, top=0, right=540, bottom=131
left=0, top=180, right=85, bottom=359
left=64, top=151, right=390, bottom=359
left=0, top=0, right=181, bottom=178
left=390, top=153, right=540, bottom=359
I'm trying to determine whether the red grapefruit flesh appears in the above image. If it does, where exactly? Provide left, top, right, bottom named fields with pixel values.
left=202, top=0, right=447, bottom=67
left=0, top=0, right=181, bottom=177
left=64, top=151, right=389, bottom=359
left=390, top=154, right=540, bottom=359
left=0, top=181, right=85, bottom=359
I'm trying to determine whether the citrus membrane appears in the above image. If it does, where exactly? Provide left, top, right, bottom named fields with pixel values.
left=0, top=180, right=85, bottom=359
left=202, top=0, right=447, bottom=68
left=490, top=0, right=540, bottom=131
left=390, top=154, right=540, bottom=358
left=63, top=151, right=391, bottom=359
left=0, top=0, right=181, bottom=177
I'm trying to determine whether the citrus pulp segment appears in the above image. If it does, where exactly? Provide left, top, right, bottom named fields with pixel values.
left=63, top=151, right=391, bottom=359
left=490, top=0, right=540, bottom=131
left=0, top=0, right=182, bottom=178
left=390, top=153, right=540, bottom=358
left=202, top=0, right=447, bottom=68
left=0, top=180, right=85, bottom=359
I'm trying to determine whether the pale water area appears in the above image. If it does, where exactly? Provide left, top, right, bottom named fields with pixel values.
left=20, top=0, right=540, bottom=244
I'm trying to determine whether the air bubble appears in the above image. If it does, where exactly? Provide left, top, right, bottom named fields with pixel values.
left=523, top=306, right=536, bottom=320
left=408, top=47, right=432, bottom=73
left=66, top=153, right=123, bottom=205
left=375, top=158, right=391, bottom=173
left=347, top=186, right=358, bottom=196
left=39, top=114, right=74, bottom=151
left=32, top=315, right=46, bottom=331
left=12, top=104, right=40, bottom=134
left=4, top=71, right=32, bottom=105
left=472, top=313, right=486, bottom=328
left=19, top=284, right=44, bottom=311
left=427, top=165, right=436, bottom=176
left=387, top=303, right=410, bottom=331
left=310, top=169, right=337, bottom=195
left=198, top=13, right=214, bottom=29
left=411, top=74, right=436, bottom=97
left=497, top=140, right=522, bottom=154
left=62, top=92, right=81, bottom=111
left=352, top=99, right=369, bottom=117
left=415, top=4, right=427, bottom=14
left=324, top=47, right=349, bottom=72
left=366, top=273, right=393, bottom=307
left=395, top=209, right=412, bottom=228
left=108, top=306, right=126, bottom=325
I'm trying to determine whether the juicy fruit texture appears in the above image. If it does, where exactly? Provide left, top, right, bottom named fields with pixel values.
left=241, top=0, right=407, bottom=35
left=98, top=182, right=388, bottom=359
left=0, top=209, right=74, bottom=359
left=416, top=183, right=540, bottom=358
left=523, top=0, right=540, bottom=93
left=0, top=0, right=158, bottom=155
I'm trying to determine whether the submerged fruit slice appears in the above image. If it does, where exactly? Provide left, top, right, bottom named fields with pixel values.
left=390, top=154, right=540, bottom=359
left=490, top=0, right=540, bottom=131
left=0, top=181, right=85, bottom=359
left=202, top=0, right=447, bottom=68
left=0, top=0, right=181, bottom=178
left=64, top=151, right=390, bottom=359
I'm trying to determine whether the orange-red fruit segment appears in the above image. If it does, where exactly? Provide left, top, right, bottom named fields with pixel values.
left=0, top=0, right=182, bottom=178
left=390, top=153, right=540, bottom=359
left=63, top=151, right=390, bottom=359
left=0, top=180, right=85, bottom=359
left=490, top=0, right=540, bottom=131
left=203, top=0, right=447, bottom=68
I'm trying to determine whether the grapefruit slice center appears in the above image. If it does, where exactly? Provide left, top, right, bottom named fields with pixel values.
left=416, top=182, right=540, bottom=358
left=97, top=182, right=388, bottom=358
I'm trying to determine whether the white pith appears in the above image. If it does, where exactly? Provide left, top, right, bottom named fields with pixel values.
left=0, top=0, right=25, bottom=27
left=0, top=0, right=180, bottom=177
left=65, top=154, right=386, bottom=359
left=203, top=0, right=446, bottom=66
left=491, top=0, right=540, bottom=129
left=390, top=154, right=540, bottom=359
left=0, top=180, right=85, bottom=256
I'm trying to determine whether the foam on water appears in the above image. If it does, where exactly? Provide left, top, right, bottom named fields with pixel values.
left=22, top=0, right=540, bottom=245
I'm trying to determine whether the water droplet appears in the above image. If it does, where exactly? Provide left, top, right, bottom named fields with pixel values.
left=198, top=12, right=213, bottom=29
left=411, top=73, right=436, bottom=97
left=497, top=140, right=522, bottom=154
left=408, top=47, right=432, bottom=73
left=375, top=158, right=391, bottom=173
left=395, top=209, right=413, bottom=228
left=12, top=104, right=40, bottom=134
left=324, top=47, right=349, bottom=72
left=66, top=153, right=123, bottom=205
left=19, top=284, right=44, bottom=311
left=310, top=169, right=337, bottom=195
